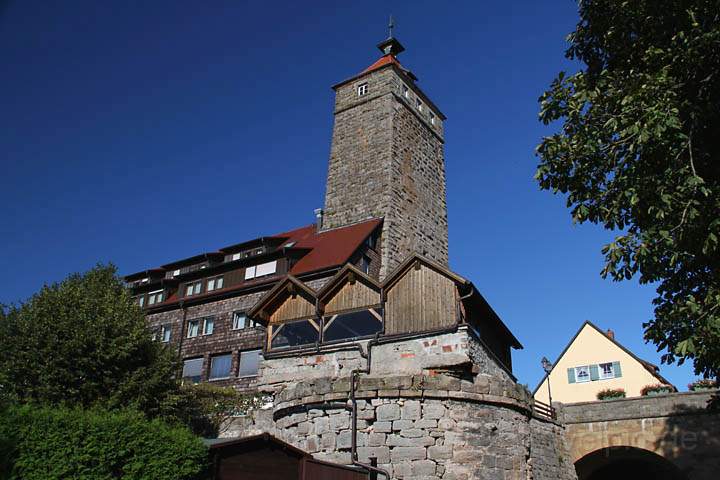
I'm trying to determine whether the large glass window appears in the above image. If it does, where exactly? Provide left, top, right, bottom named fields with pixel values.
left=239, top=349, right=262, bottom=377
left=271, top=319, right=319, bottom=349
left=323, top=308, right=382, bottom=343
left=182, top=358, right=203, bottom=383
left=209, top=354, right=232, bottom=380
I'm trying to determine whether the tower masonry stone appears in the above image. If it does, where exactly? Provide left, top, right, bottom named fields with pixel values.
left=323, top=50, right=449, bottom=279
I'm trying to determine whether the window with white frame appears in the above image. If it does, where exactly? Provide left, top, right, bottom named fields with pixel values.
left=239, top=349, right=262, bottom=377
left=187, top=319, right=200, bottom=338
left=575, top=365, right=591, bottom=383
left=357, top=83, right=368, bottom=96
left=231, top=253, right=241, bottom=261
left=147, top=290, right=163, bottom=305
left=202, top=317, right=214, bottom=335
left=209, top=353, right=232, bottom=380
left=207, top=275, right=224, bottom=292
left=160, top=324, right=171, bottom=343
left=182, top=358, right=203, bottom=383
left=599, top=362, right=615, bottom=379
left=134, top=295, right=145, bottom=307
left=232, top=311, right=257, bottom=330
left=245, top=260, right=277, bottom=280
left=185, top=280, right=202, bottom=297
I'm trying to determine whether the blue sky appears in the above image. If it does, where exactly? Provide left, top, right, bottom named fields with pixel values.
left=0, top=0, right=696, bottom=390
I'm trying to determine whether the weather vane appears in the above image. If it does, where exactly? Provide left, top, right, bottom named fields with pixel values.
left=388, top=15, right=395, bottom=39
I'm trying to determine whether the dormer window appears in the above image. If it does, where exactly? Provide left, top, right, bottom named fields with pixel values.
left=357, top=83, right=368, bottom=96
left=207, top=275, right=224, bottom=292
left=147, top=290, right=164, bottom=305
left=185, top=280, right=202, bottom=297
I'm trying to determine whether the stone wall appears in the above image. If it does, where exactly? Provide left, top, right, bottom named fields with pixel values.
left=323, top=65, right=449, bottom=279
left=224, top=328, right=577, bottom=479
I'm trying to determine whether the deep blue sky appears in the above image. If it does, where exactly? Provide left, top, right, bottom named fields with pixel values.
left=0, top=1, right=696, bottom=390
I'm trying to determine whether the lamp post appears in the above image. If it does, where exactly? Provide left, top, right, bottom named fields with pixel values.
left=541, top=356, right=553, bottom=406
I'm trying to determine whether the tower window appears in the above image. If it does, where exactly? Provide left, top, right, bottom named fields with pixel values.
left=430, top=111, right=436, bottom=125
left=357, top=83, right=368, bottom=96
left=402, top=84, right=409, bottom=98
left=416, top=98, right=424, bottom=112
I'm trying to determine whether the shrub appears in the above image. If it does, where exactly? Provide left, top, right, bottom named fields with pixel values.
left=0, top=404, right=208, bottom=480
left=688, top=379, right=718, bottom=391
left=596, top=388, right=626, bottom=400
left=640, top=384, right=674, bottom=396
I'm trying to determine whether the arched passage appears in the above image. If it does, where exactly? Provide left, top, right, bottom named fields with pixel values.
left=575, top=446, right=685, bottom=480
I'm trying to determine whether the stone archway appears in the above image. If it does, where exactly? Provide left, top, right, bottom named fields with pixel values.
left=575, top=446, right=686, bottom=480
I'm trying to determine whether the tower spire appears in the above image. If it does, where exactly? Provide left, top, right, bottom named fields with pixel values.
left=377, top=15, right=405, bottom=56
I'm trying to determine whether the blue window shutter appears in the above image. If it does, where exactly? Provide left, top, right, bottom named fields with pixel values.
left=590, top=364, right=600, bottom=381
left=567, top=368, right=576, bottom=384
left=613, top=361, right=622, bottom=378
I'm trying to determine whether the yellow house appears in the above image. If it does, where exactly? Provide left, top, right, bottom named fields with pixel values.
left=533, top=321, right=674, bottom=404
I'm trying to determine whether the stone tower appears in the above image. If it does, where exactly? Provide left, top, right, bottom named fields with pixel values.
left=322, top=35, right=449, bottom=279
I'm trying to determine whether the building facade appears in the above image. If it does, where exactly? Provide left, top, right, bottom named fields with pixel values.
left=125, top=34, right=578, bottom=480
left=533, top=321, right=675, bottom=404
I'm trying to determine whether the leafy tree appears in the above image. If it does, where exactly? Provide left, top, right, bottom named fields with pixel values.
left=0, top=404, right=208, bottom=480
left=0, top=265, right=180, bottom=416
left=536, top=1, right=720, bottom=377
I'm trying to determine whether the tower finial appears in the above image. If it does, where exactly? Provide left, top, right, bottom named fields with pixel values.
left=377, top=15, right=405, bottom=56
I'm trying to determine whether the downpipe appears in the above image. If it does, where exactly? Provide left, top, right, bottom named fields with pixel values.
left=349, top=333, right=391, bottom=479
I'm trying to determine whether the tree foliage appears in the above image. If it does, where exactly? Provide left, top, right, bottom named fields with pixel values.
left=0, top=404, right=207, bottom=480
left=0, top=265, right=179, bottom=416
left=536, top=1, right=720, bottom=377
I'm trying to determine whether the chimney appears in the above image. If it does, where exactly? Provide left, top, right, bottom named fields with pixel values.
left=314, top=208, right=324, bottom=231
left=606, top=329, right=615, bottom=340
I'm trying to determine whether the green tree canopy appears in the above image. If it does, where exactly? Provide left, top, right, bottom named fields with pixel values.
left=0, top=264, right=179, bottom=416
left=536, top=1, right=719, bottom=377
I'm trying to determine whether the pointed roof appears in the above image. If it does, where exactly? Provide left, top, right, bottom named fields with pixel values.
left=316, top=263, right=381, bottom=304
left=247, top=274, right=317, bottom=322
left=382, top=253, right=470, bottom=291
left=532, top=320, right=675, bottom=395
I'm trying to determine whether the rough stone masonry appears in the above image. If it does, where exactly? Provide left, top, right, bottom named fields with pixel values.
left=226, top=328, right=577, bottom=480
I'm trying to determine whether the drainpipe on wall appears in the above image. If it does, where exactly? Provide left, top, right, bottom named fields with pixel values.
left=349, top=333, right=390, bottom=479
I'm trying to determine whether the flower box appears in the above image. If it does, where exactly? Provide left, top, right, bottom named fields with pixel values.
left=597, top=388, right=626, bottom=400
left=688, top=379, right=717, bottom=392
left=641, top=384, right=674, bottom=396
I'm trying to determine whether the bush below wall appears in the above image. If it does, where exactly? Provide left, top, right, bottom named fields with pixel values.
left=0, top=404, right=208, bottom=480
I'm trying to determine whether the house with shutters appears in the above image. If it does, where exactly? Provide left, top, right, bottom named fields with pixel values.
left=533, top=321, right=675, bottom=404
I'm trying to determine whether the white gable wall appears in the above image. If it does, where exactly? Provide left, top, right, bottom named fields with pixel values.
left=534, top=323, right=664, bottom=404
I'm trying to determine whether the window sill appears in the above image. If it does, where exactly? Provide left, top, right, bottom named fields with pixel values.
left=208, top=377, right=231, bottom=382
left=238, top=374, right=258, bottom=379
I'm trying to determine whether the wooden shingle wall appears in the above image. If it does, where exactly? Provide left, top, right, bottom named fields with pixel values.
left=384, top=264, right=457, bottom=335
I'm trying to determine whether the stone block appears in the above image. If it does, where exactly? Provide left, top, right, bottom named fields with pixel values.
left=400, top=428, right=425, bottom=438
left=368, top=432, right=386, bottom=447
left=393, top=419, right=415, bottom=430
left=390, top=446, right=426, bottom=462
left=377, top=403, right=401, bottom=421
left=410, top=459, right=437, bottom=475
left=329, top=412, right=350, bottom=430
left=357, top=446, right=390, bottom=464
left=373, top=421, right=392, bottom=433
left=422, top=403, right=446, bottom=420
left=402, top=400, right=422, bottom=420
left=320, top=432, right=336, bottom=450
left=427, top=445, right=453, bottom=460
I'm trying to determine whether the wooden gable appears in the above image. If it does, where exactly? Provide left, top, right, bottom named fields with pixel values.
left=249, top=276, right=317, bottom=325
left=318, top=265, right=381, bottom=316
left=383, top=258, right=461, bottom=335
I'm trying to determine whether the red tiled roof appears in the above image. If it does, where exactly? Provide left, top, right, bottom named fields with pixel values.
left=363, top=54, right=401, bottom=74
left=274, top=219, right=382, bottom=275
